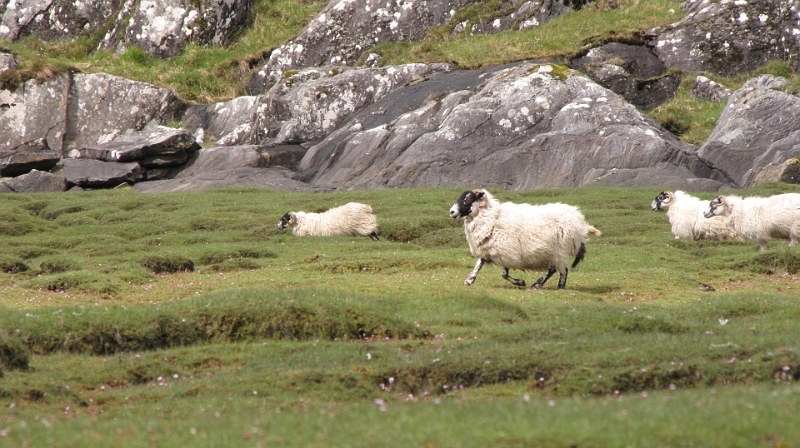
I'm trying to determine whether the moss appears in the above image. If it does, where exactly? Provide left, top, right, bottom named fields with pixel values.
left=142, top=255, right=195, bottom=274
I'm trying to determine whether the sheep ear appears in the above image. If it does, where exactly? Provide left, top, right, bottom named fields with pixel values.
left=474, top=190, right=485, bottom=201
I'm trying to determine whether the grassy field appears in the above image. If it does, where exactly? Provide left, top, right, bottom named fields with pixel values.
left=2, top=185, right=800, bottom=446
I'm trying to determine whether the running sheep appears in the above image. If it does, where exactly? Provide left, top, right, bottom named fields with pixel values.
left=703, top=193, right=800, bottom=251
left=277, top=202, right=379, bottom=241
left=651, top=190, right=739, bottom=240
left=449, top=189, right=601, bottom=289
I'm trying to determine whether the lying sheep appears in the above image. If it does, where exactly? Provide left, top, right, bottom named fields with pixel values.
left=651, top=190, right=739, bottom=240
left=277, top=202, right=379, bottom=241
left=704, top=193, right=800, bottom=251
left=449, top=189, right=601, bottom=289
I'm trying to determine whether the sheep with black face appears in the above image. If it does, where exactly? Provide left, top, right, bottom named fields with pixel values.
left=704, top=193, right=800, bottom=251
left=449, top=189, right=600, bottom=289
left=651, top=190, right=739, bottom=240
left=277, top=202, right=379, bottom=241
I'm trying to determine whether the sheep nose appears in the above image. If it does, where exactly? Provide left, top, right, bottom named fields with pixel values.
left=277, top=222, right=283, bottom=229
left=650, top=200, right=659, bottom=211
left=703, top=211, right=713, bottom=219
left=449, top=206, right=459, bottom=218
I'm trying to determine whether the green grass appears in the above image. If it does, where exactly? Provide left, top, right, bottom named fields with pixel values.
left=2, top=185, right=800, bottom=444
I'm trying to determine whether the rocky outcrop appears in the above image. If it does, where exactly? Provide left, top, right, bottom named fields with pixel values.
left=1, top=0, right=250, bottom=58
left=698, top=75, right=800, bottom=188
left=245, top=0, right=483, bottom=94
left=690, top=75, right=731, bottom=102
left=188, top=63, right=453, bottom=146
left=52, top=158, right=144, bottom=189
left=0, top=169, right=66, bottom=192
left=651, top=0, right=800, bottom=76
left=99, top=0, right=252, bottom=58
left=298, top=62, right=730, bottom=191
left=0, top=139, right=60, bottom=177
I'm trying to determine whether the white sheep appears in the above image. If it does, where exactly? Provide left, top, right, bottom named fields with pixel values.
left=277, top=202, right=379, bottom=241
left=703, top=193, right=800, bottom=251
left=449, top=189, right=601, bottom=289
left=651, top=190, right=739, bottom=240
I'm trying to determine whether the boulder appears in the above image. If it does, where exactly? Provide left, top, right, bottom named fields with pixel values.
left=690, top=75, right=731, bottom=102
left=0, top=0, right=121, bottom=41
left=569, top=42, right=680, bottom=110
left=99, top=0, right=251, bottom=58
left=76, top=126, right=200, bottom=168
left=66, top=73, right=187, bottom=153
left=246, top=0, right=482, bottom=94
left=0, top=138, right=61, bottom=177
left=453, top=0, right=582, bottom=36
left=190, top=63, right=453, bottom=146
left=133, top=145, right=321, bottom=193
left=298, top=62, right=732, bottom=191
left=0, top=169, right=66, bottom=192
left=697, top=75, right=800, bottom=187
left=52, top=158, right=144, bottom=189
left=0, top=52, right=17, bottom=74
left=0, top=75, right=70, bottom=156
left=651, top=0, right=800, bottom=76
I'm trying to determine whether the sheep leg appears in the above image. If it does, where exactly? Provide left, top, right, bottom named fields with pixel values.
left=533, top=267, right=557, bottom=289
left=368, top=231, right=380, bottom=241
left=557, top=268, right=569, bottom=290
left=501, top=268, right=526, bottom=287
left=464, top=258, right=485, bottom=285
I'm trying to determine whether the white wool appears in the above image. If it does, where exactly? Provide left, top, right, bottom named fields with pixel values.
left=454, top=190, right=600, bottom=289
left=707, top=193, right=800, bottom=251
left=287, top=203, right=378, bottom=238
left=653, top=191, right=739, bottom=240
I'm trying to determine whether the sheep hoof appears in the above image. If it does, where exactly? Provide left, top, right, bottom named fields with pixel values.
left=464, top=280, right=474, bottom=286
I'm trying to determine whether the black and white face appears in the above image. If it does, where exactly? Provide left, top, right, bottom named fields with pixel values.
left=277, top=212, right=295, bottom=230
left=650, top=191, right=672, bottom=211
left=449, top=190, right=485, bottom=219
left=704, top=196, right=725, bottom=218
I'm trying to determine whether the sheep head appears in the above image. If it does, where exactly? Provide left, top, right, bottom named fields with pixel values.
left=704, top=196, right=727, bottom=218
left=450, top=189, right=487, bottom=219
left=651, top=191, right=674, bottom=211
left=277, top=212, right=297, bottom=230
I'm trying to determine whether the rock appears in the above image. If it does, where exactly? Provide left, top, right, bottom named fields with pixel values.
left=0, top=138, right=61, bottom=177
left=0, top=75, right=70, bottom=156
left=133, top=145, right=320, bottom=193
left=0, top=169, right=66, bottom=192
left=698, top=75, right=800, bottom=187
left=456, top=0, right=581, bottom=36
left=66, top=74, right=187, bottom=154
left=0, top=52, right=17, bottom=74
left=76, top=126, right=200, bottom=168
left=246, top=0, right=482, bottom=94
left=51, top=158, right=144, bottom=189
left=652, top=0, right=800, bottom=76
left=569, top=42, right=680, bottom=110
left=99, top=0, right=251, bottom=58
left=298, top=62, right=731, bottom=191
left=690, top=76, right=731, bottom=102
left=0, top=0, right=120, bottom=42
left=190, top=63, right=453, bottom=146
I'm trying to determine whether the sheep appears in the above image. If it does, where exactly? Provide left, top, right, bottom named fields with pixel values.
left=277, top=202, right=379, bottom=241
left=651, top=190, right=739, bottom=240
left=449, top=189, right=601, bottom=289
left=703, top=193, right=800, bottom=251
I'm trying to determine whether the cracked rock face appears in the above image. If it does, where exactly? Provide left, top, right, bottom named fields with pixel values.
left=0, top=0, right=122, bottom=41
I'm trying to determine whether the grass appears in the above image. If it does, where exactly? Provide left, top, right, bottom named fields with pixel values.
left=2, top=185, right=800, bottom=444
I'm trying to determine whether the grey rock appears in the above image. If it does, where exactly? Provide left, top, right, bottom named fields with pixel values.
left=0, top=75, right=70, bottom=156
left=569, top=43, right=680, bottom=110
left=246, top=0, right=482, bottom=94
left=52, top=158, right=144, bottom=189
left=133, top=145, right=320, bottom=193
left=0, top=169, right=66, bottom=192
left=459, top=0, right=577, bottom=36
left=0, top=138, right=60, bottom=177
left=690, top=75, right=731, bottom=102
left=652, top=0, right=800, bottom=76
left=698, top=75, right=800, bottom=188
left=0, top=52, right=17, bottom=74
left=66, top=73, right=187, bottom=154
left=76, top=126, right=199, bottom=168
left=100, top=0, right=251, bottom=58
left=298, top=62, right=730, bottom=191
left=0, top=0, right=121, bottom=41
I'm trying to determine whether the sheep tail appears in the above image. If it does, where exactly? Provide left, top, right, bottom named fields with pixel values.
left=572, top=242, right=587, bottom=269
left=587, top=226, right=602, bottom=237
